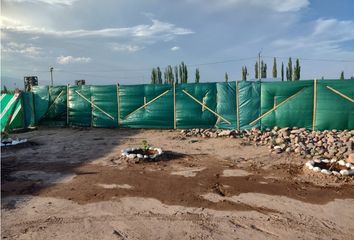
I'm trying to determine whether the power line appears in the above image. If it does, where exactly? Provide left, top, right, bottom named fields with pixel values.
left=3, top=55, right=353, bottom=77
left=189, top=57, right=256, bottom=67
left=263, top=56, right=354, bottom=63
left=58, top=70, right=145, bottom=80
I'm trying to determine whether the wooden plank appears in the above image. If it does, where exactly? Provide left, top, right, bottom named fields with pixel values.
left=182, top=89, right=231, bottom=125
left=75, top=90, right=115, bottom=120
left=312, top=79, right=317, bottom=131
left=116, top=84, right=120, bottom=127
left=326, top=86, right=354, bottom=103
left=250, top=88, right=306, bottom=126
left=236, top=81, right=240, bottom=130
left=123, top=90, right=170, bottom=120
left=173, top=82, right=176, bottom=129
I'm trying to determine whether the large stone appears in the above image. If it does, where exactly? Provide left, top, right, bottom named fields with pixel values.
left=275, top=137, right=284, bottom=144
left=347, top=153, right=354, bottom=164
left=218, top=130, right=231, bottom=137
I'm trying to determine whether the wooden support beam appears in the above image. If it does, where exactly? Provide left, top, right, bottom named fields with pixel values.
left=312, top=79, right=317, bottom=131
left=173, top=83, right=176, bottom=129
left=250, top=88, right=306, bottom=126
left=182, top=89, right=231, bottom=125
left=116, top=84, right=120, bottom=127
left=123, top=90, right=170, bottom=120
left=75, top=90, right=114, bottom=120
left=326, top=86, right=354, bottom=103
left=236, top=81, right=240, bottom=130
left=41, top=90, right=65, bottom=119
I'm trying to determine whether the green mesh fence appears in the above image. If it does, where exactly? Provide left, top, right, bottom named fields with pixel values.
left=0, top=93, right=24, bottom=132
left=260, top=80, right=314, bottom=130
left=2, top=79, right=352, bottom=132
left=119, top=84, right=173, bottom=128
left=315, top=80, right=354, bottom=130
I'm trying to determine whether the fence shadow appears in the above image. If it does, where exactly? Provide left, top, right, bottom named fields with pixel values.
left=1, top=127, right=142, bottom=208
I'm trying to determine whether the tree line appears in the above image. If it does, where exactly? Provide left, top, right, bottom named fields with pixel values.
left=243, top=57, right=300, bottom=81
left=151, top=58, right=352, bottom=84
left=151, top=62, right=192, bottom=84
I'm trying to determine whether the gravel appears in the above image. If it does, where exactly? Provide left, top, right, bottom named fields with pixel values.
left=180, top=127, right=354, bottom=161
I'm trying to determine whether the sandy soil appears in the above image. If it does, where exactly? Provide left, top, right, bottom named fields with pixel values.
left=1, top=127, right=354, bottom=240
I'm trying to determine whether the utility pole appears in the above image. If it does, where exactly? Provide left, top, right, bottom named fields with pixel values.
left=258, top=50, right=262, bottom=80
left=50, top=67, right=54, bottom=86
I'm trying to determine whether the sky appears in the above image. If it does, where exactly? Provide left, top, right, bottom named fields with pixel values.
left=1, top=0, right=354, bottom=88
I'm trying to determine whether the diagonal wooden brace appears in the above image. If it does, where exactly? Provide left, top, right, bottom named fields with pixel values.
left=182, top=89, right=231, bottom=125
left=41, top=90, right=65, bottom=119
left=250, top=88, right=306, bottom=126
left=326, top=86, right=354, bottom=103
left=75, top=90, right=115, bottom=120
left=123, top=90, right=170, bottom=120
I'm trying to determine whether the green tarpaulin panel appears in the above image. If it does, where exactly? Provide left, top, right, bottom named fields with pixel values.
left=32, top=86, right=67, bottom=126
left=32, top=86, right=49, bottom=123
left=47, top=86, right=67, bottom=121
left=215, top=82, right=237, bottom=129
left=238, top=81, right=261, bottom=130
left=260, top=80, right=314, bottom=130
left=68, top=85, right=92, bottom=127
left=1, top=93, right=24, bottom=132
left=27, top=80, right=354, bottom=131
left=315, top=80, right=354, bottom=130
left=22, top=92, right=35, bottom=127
left=91, top=85, right=118, bottom=128
left=176, top=83, right=217, bottom=128
left=119, top=84, right=173, bottom=128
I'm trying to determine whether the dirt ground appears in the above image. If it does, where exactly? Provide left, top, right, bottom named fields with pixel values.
left=1, top=127, right=354, bottom=240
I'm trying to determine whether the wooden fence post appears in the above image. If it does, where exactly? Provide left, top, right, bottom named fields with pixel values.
left=173, top=82, right=176, bottom=129
left=66, top=84, right=69, bottom=126
left=312, top=79, right=317, bottom=131
left=117, top=83, right=120, bottom=128
left=236, top=81, right=240, bottom=130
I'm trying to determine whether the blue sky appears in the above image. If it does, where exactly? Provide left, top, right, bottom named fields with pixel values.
left=1, top=0, right=354, bottom=88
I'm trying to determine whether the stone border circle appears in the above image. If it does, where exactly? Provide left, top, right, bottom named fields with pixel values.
left=305, top=159, right=354, bottom=176
left=121, top=147, right=163, bottom=159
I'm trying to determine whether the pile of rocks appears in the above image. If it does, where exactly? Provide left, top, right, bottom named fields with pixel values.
left=180, top=127, right=353, bottom=161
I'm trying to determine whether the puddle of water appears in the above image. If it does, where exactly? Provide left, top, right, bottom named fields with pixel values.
left=170, top=167, right=206, bottom=177
left=96, top=183, right=133, bottom=189
left=222, top=169, right=250, bottom=177
left=11, top=171, right=76, bottom=184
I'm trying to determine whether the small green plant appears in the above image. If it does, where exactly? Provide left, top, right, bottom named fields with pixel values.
left=141, top=140, right=150, bottom=151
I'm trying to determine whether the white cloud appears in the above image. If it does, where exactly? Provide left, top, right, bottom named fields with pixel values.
left=2, top=41, right=42, bottom=57
left=273, top=18, right=354, bottom=50
left=187, top=0, right=309, bottom=12
left=56, top=55, right=91, bottom=64
left=1, top=16, right=194, bottom=42
left=271, top=18, right=354, bottom=63
left=3, top=0, right=78, bottom=6
left=171, top=46, right=180, bottom=51
left=112, top=44, right=144, bottom=52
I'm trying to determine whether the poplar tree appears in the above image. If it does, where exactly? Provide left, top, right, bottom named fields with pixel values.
left=261, top=61, right=267, bottom=78
left=157, top=67, right=162, bottom=84
left=225, top=72, right=229, bottom=82
left=340, top=71, right=345, bottom=80
left=179, top=62, right=188, bottom=83
left=195, top=68, right=200, bottom=83
left=164, top=65, right=174, bottom=84
left=293, top=59, right=301, bottom=80
left=255, top=62, right=259, bottom=79
left=174, top=65, right=179, bottom=84
left=286, top=58, right=292, bottom=81
left=242, top=66, right=248, bottom=81
left=151, top=68, right=157, bottom=84
left=272, top=57, right=277, bottom=78
left=281, top=62, right=284, bottom=81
